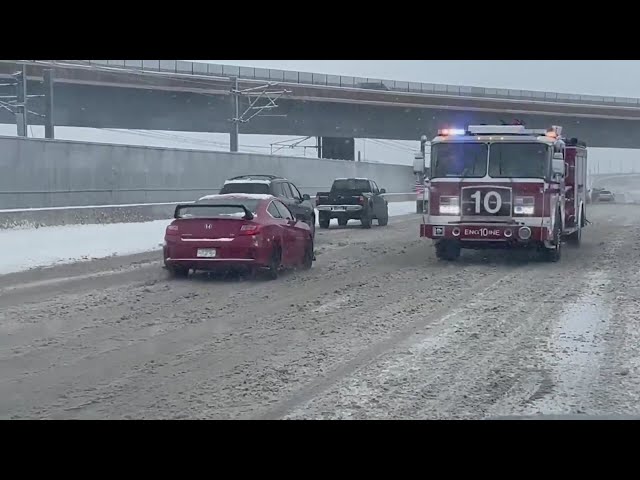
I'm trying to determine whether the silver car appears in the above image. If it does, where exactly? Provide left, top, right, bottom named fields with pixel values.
left=597, top=190, right=615, bottom=202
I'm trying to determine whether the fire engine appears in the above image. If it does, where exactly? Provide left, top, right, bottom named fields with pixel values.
left=418, top=124, right=587, bottom=262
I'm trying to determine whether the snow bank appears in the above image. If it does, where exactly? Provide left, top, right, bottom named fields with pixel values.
left=0, top=220, right=170, bottom=275
left=0, top=201, right=417, bottom=275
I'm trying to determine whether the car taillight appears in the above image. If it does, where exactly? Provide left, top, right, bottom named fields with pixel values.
left=166, top=224, right=179, bottom=235
left=239, top=224, right=262, bottom=235
left=358, top=196, right=365, bottom=205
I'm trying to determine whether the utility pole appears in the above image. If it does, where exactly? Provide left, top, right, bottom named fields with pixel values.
left=228, top=78, right=290, bottom=153
left=229, top=77, right=239, bottom=152
left=14, top=65, right=27, bottom=137
left=43, top=69, right=55, bottom=139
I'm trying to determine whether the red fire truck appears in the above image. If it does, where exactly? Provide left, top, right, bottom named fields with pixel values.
left=419, top=124, right=587, bottom=262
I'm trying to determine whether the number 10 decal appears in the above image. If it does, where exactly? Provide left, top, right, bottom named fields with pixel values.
left=470, top=190, right=502, bottom=214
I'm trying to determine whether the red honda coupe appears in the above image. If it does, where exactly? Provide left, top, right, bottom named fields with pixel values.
left=163, top=194, right=314, bottom=279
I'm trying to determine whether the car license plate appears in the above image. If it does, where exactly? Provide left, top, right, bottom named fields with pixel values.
left=197, top=248, right=217, bottom=258
left=333, top=206, right=345, bottom=211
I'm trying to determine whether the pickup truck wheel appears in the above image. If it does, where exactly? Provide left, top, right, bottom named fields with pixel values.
left=377, top=214, right=389, bottom=226
left=338, top=218, right=348, bottom=226
left=319, top=215, right=330, bottom=229
left=361, top=214, right=372, bottom=229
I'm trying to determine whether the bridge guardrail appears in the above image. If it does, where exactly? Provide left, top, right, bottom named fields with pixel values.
left=36, top=60, right=640, bottom=109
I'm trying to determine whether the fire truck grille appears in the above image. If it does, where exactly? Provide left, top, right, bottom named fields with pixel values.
left=461, top=186, right=512, bottom=217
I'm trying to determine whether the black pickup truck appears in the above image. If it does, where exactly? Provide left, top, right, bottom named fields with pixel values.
left=316, top=178, right=389, bottom=229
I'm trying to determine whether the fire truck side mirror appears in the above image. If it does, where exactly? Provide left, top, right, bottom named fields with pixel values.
left=552, top=158, right=565, bottom=179
left=413, top=153, right=425, bottom=173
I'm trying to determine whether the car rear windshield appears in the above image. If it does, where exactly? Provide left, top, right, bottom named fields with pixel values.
left=220, top=182, right=270, bottom=194
left=331, top=179, right=370, bottom=192
left=176, top=199, right=260, bottom=219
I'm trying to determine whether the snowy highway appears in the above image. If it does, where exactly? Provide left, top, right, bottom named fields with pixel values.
left=1, top=203, right=640, bottom=419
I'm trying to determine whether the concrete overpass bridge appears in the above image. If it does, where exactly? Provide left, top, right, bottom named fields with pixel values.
left=3, top=60, right=640, bottom=149
left=591, top=172, right=640, bottom=186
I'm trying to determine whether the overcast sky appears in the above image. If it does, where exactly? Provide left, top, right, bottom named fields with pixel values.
left=201, top=60, right=640, bottom=98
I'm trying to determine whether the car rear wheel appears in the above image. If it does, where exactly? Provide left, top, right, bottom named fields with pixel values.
left=302, top=240, right=313, bottom=270
left=265, top=246, right=282, bottom=280
left=310, top=216, right=316, bottom=238
left=167, top=265, right=189, bottom=278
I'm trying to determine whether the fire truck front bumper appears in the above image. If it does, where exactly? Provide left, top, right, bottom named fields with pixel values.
left=420, top=222, right=550, bottom=246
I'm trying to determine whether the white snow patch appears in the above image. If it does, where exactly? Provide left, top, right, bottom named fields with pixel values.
left=0, top=219, right=171, bottom=275
left=223, top=179, right=272, bottom=185
left=0, top=201, right=189, bottom=214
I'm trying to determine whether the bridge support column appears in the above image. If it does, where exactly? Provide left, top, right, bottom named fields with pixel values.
left=318, top=137, right=355, bottom=161
left=229, top=77, right=239, bottom=152
left=14, top=66, right=27, bottom=137
left=44, top=69, right=55, bottom=139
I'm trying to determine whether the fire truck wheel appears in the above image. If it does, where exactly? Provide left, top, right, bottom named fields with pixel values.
left=435, top=241, right=461, bottom=261
left=567, top=225, right=582, bottom=246
left=542, top=218, right=562, bottom=262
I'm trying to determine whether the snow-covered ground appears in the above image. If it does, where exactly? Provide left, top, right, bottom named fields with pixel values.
left=0, top=202, right=417, bottom=275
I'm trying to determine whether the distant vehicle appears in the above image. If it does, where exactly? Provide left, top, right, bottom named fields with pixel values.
left=219, top=175, right=316, bottom=238
left=163, top=194, right=314, bottom=280
left=596, top=190, right=615, bottom=202
left=355, top=81, right=390, bottom=91
left=315, top=178, right=389, bottom=229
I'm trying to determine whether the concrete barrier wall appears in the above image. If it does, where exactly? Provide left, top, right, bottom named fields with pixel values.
left=0, top=193, right=418, bottom=229
left=0, top=136, right=414, bottom=210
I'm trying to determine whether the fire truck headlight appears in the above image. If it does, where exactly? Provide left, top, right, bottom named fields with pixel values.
left=439, top=196, right=460, bottom=215
left=514, top=196, right=535, bottom=215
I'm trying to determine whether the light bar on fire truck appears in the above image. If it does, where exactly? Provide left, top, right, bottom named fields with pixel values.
left=437, top=128, right=466, bottom=136
left=468, top=125, right=554, bottom=136
left=545, top=125, right=563, bottom=138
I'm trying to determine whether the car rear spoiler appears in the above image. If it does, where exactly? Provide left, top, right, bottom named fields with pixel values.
left=174, top=203, right=254, bottom=220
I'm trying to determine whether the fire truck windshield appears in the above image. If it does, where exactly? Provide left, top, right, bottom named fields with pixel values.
left=431, top=142, right=488, bottom=178
left=488, top=142, right=549, bottom=178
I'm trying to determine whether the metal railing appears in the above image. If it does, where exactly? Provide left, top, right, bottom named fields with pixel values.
left=34, top=60, right=640, bottom=108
